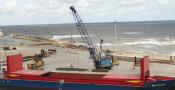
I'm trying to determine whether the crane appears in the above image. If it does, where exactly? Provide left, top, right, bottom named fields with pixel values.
left=70, top=6, right=112, bottom=70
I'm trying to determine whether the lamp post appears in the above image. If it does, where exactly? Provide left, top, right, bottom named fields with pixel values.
left=114, top=21, right=117, bottom=55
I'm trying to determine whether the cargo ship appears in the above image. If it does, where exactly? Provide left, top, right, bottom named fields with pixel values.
left=0, top=54, right=175, bottom=90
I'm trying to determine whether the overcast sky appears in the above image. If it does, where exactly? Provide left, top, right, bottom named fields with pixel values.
left=0, top=0, right=175, bottom=25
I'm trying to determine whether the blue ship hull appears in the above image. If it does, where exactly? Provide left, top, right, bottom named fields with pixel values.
left=1, top=79, right=175, bottom=90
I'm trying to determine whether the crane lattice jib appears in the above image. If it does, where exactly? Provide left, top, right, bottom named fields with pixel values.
left=70, top=6, right=100, bottom=62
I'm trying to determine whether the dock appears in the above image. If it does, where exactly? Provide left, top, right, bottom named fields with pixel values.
left=8, top=34, right=175, bottom=65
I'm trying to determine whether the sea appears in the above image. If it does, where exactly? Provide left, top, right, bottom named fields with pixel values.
left=0, top=20, right=175, bottom=89
left=1, top=20, right=175, bottom=55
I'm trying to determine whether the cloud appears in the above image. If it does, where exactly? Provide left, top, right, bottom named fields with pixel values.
left=17, top=0, right=108, bottom=16
left=0, top=0, right=16, bottom=15
left=1, top=0, right=175, bottom=25
left=76, top=0, right=91, bottom=7
left=6, top=0, right=16, bottom=9
left=118, top=0, right=145, bottom=7
left=0, top=0, right=158, bottom=17
left=157, top=0, right=170, bottom=6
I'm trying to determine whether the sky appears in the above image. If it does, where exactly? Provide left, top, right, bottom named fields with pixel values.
left=0, top=0, right=175, bottom=25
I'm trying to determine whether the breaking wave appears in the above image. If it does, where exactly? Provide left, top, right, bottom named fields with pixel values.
left=51, top=35, right=82, bottom=40
left=123, top=38, right=175, bottom=46
left=123, top=32, right=140, bottom=35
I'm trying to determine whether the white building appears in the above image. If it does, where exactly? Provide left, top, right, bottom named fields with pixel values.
left=0, top=29, right=4, bottom=37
